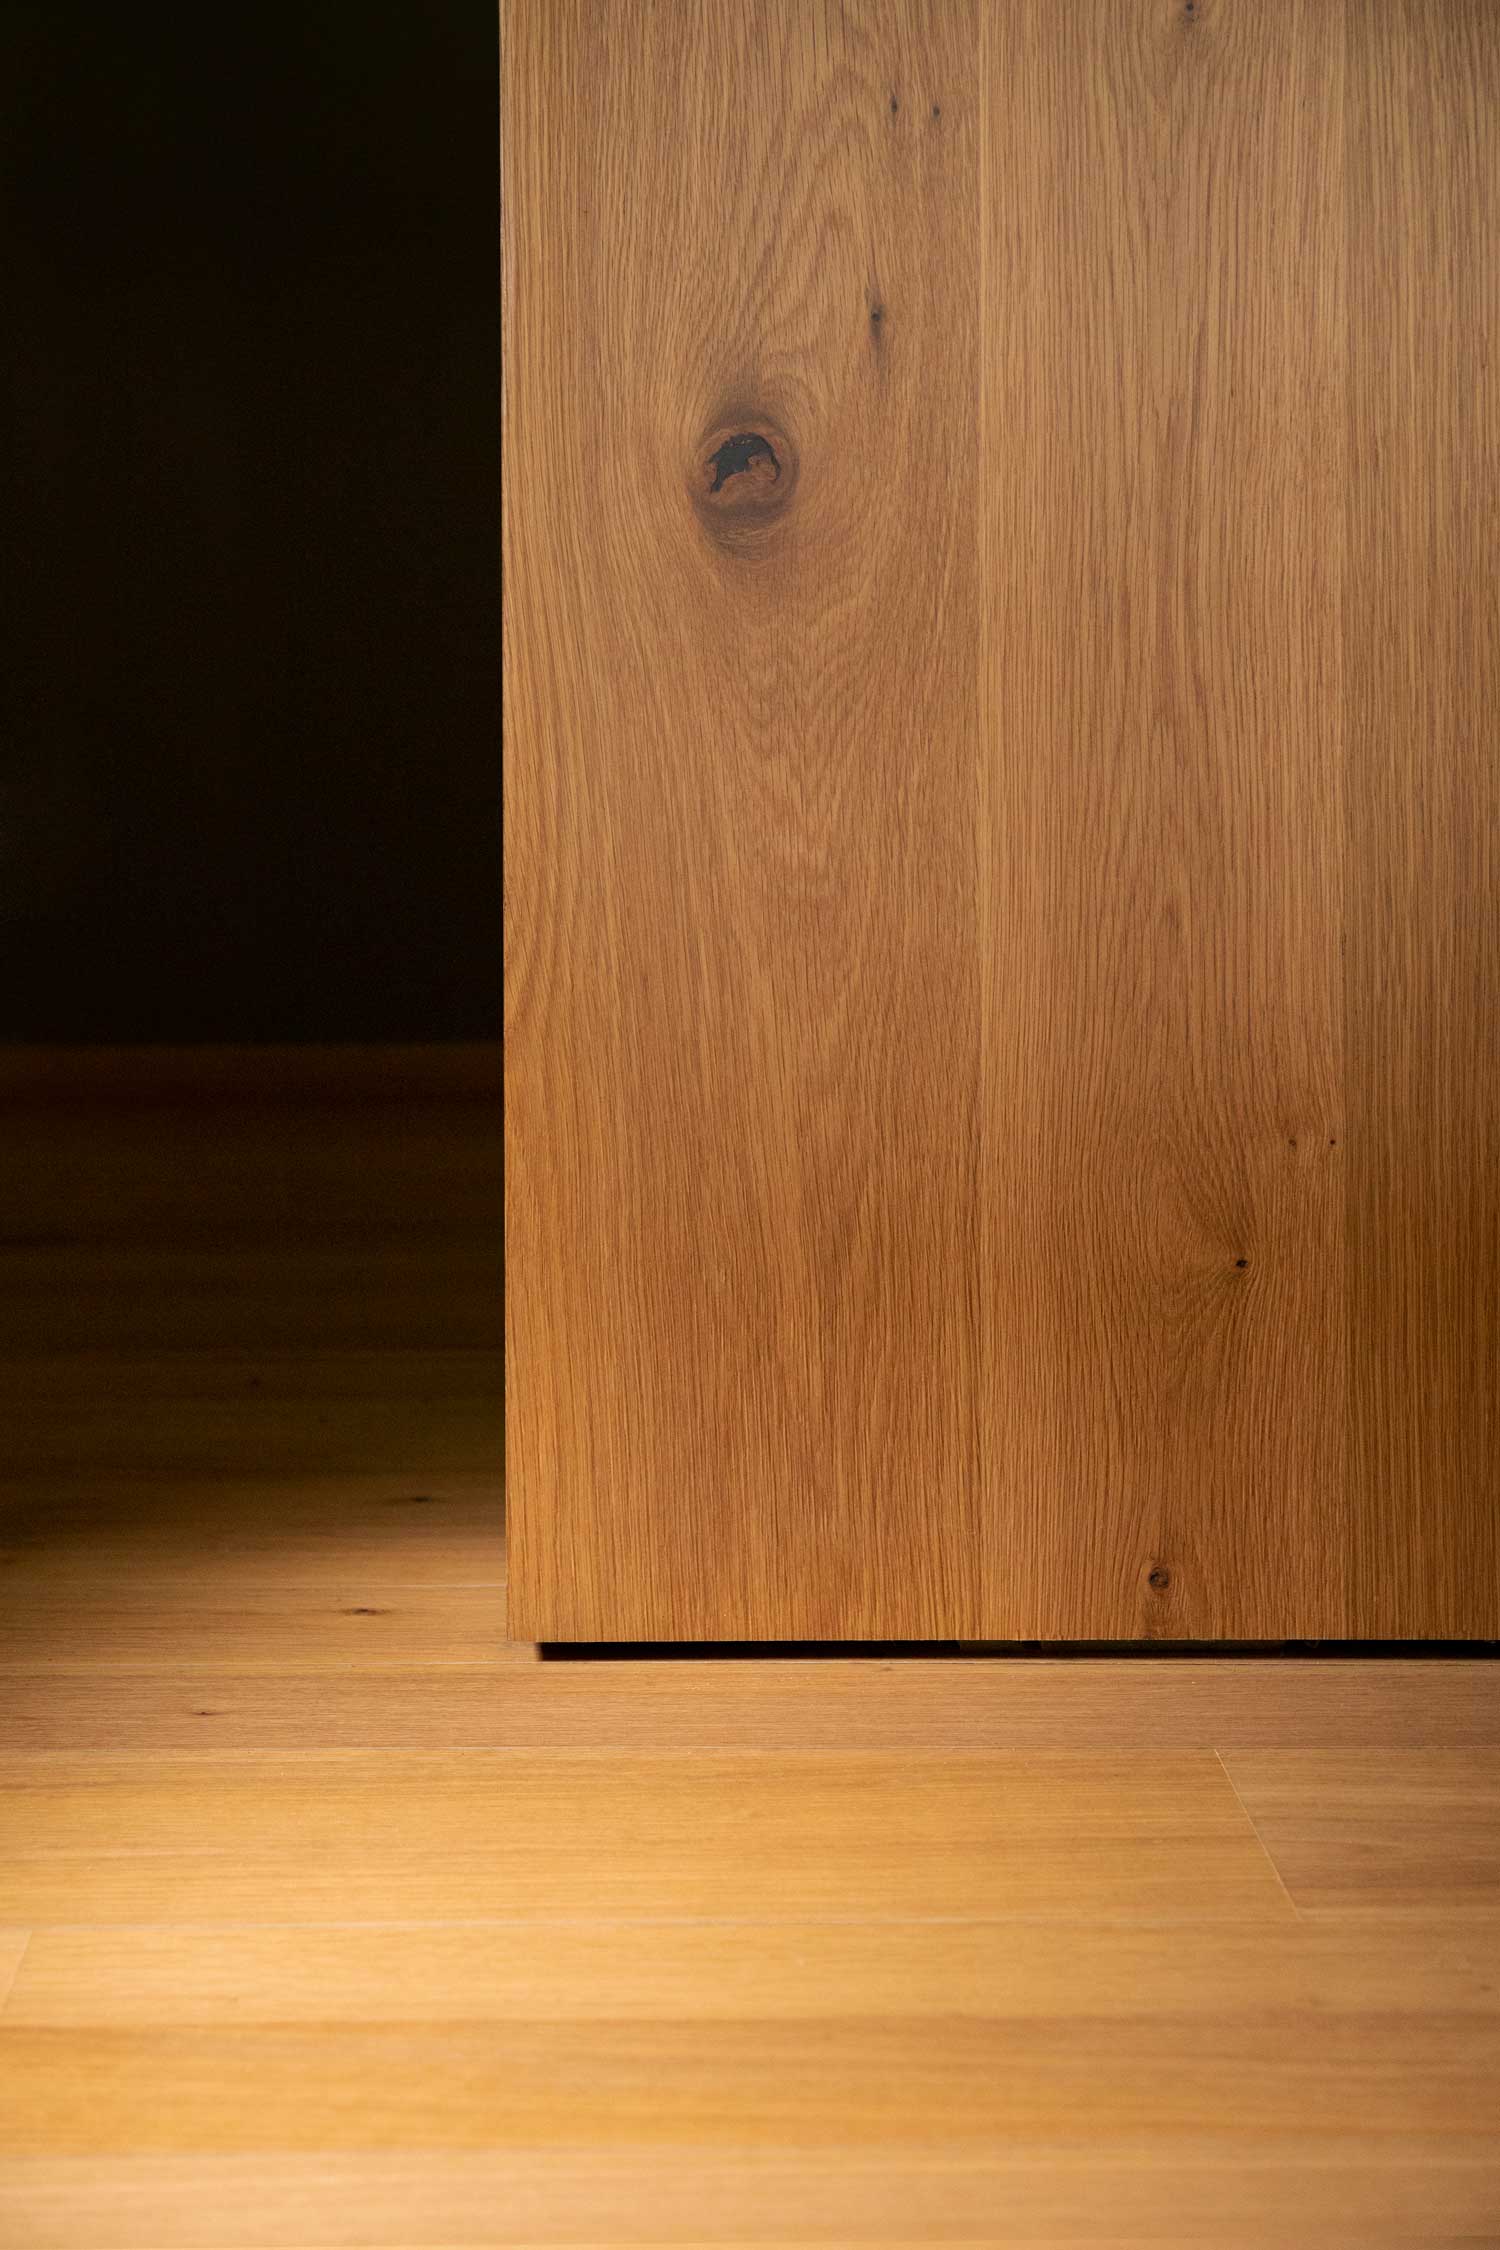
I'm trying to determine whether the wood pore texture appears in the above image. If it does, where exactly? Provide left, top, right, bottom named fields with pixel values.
left=2, top=1054, right=1500, bottom=2245
left=503, top=0, right=1500, bottom=1640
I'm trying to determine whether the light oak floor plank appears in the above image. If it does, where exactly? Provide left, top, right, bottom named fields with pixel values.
left=2, top=2147, right=1498, bottom=2247
left=0, top=1473, right=505, bottom=1593
left=0, top=1586, right=519, bottom=1673
left=1222, top=1750, right=1500, bottom=1917
left=0, top=1927, right=30, bottom=2010
left=4, top=2010, right=1498, bottom=2154
left=3, top=1657, right=1494, bottom=1754
left=0, top=1751, right=1291, bottom=1927
left=6, top=1915, right=1494, bottom=2026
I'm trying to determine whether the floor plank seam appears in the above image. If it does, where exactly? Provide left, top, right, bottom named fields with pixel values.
left=1214, top=1750, right=1302, bottom=1921
left=0, top=1931, right=32, bottom=2017
left=0, top=1913, right=1319, bottom=1935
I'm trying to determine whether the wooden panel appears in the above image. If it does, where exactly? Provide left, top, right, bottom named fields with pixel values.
left=504, top=0, right=984, bottom=1639
left=1344, top=2, right=1500, bottom=1635
left=1224, top=1751, right=1500, bottom=1918
left=505, top=0, right=1498, bottom=1641
left=977, top=0, right=1345, bottom=1639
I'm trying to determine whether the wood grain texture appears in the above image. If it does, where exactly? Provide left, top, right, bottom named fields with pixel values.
left=504, top=0, right=984, bottom=1640
left=505, top=0, right=1499, bottom=1640
left=0, top=1473, right=504, bottom=1592
left=7, top=2005, right=1498, bottom=2155
left=4, top=1056, right=1500, bottom=2243
left=0, top=1585, right=517, bottom=1673
left=1344, top=1, right=1500, bottom=1636
left=1223, top=1750, right=1500, bottom=1918
left=979, top=0, right=1345, bottom=1638
left=5, top=1656, right=1497, bottom=1755
left=0, top=1750, right=1291, bottom=1925
left=0, top=1929, right=28, bottom=2013
left=11, top=1914, right=1495, bottom=2025
left=4, top=2147, right=1499, bottom=2248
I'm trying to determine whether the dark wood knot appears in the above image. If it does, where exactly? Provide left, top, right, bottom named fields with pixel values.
left=704, top=431, right=780, bottom=496
left=691, top=414, right=797, bottom=556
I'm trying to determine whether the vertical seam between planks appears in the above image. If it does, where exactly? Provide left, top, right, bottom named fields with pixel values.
left=0, top=1932, right=33, bottom=2019
left=1214, top=1750, right=1302, bottom=1921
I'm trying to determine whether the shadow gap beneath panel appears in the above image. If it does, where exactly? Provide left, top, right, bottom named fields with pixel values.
left=538, top=1639, right=1500, bottom=1662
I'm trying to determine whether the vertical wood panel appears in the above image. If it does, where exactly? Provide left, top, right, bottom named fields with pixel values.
left=1344, top=1, right=1500, bottom=1637
left=978, top=0, right=1346, bottom=1638
left=505, top=0, right=984, bottom=1637
left=506, top=0, right=1500, bottom=1642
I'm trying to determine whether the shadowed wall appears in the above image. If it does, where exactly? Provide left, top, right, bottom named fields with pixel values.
left=3, top=4, right=498, bottom=1040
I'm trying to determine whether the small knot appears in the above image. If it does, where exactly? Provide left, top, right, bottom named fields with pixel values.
left=692, top=412, right=797, bottom=554
left=1148, top=1565, right=1172, bottom=1592
left=705, top=432, right=779, bottom=495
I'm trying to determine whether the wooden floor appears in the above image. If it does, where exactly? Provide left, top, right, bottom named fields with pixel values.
left=1, top=1051, right=1497, bottom=2247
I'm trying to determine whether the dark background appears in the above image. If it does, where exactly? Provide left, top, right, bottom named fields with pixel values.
left=3, top=6, right=499, bottom=1042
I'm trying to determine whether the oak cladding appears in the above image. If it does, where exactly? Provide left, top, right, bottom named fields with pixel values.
left=505, top=0, right=983, bottom=1640
left=503, top=0, right=1500, bottom=1641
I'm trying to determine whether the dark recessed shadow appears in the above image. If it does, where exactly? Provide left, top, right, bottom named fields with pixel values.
left=538, top=1639, right=1500, bottom=1663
